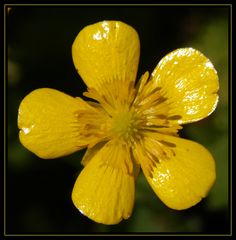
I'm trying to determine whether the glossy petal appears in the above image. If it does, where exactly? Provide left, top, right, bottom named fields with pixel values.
left=150, top=48, right=219, bottom=124
left=72, top=140, right=135, bottom=224
left=135, top=133, right=216, bottom=210
left=72, top=20, right=140, bottom=90
left=18, top=88, right=92, bottom=159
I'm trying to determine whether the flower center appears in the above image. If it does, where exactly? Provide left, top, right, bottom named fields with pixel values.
left=82, top=73, right=183, bottom=145
left=111, top=110, right=137, bottom=139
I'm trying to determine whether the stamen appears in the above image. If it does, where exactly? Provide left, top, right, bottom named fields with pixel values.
left=77, top=70, right=183, bottom=163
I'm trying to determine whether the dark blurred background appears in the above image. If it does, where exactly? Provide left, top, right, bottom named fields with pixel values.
left=6, top=6, right=229, bottom=234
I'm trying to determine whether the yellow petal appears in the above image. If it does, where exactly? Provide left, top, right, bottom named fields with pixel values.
left=135, top=133, right=216, bottom=210
left=150, top=48, right=219, bottom=124
left=81, top=141, right=106, bottom=166
left=72, top=20, right=140, bottom=90
left=72, top=140, right=135, bottom=224
left=18, top=88, right=92, bottom=159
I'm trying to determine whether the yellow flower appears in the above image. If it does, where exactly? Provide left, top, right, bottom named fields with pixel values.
left=18, top=20, right=219, bottom=225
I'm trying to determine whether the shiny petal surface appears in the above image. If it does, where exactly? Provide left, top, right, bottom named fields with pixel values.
left=72, top=140, right=135, bottom=224
left=150, top=48, right=219, bottom=124
left=18, top=88, right=91, bottom=159
left=135, top=133, right=216, bottom=210
left=72, top=20, right=140, bottom=89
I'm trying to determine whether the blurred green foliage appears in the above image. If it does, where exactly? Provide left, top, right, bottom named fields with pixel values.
left=7, top=6, right=229, bottom=234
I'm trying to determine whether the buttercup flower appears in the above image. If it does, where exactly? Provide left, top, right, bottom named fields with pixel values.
left=18, top=20, right=219, bottom=225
